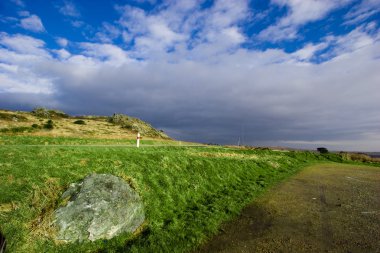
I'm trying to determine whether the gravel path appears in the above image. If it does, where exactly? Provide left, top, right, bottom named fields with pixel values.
left=196, top=163, right=380, bottom=253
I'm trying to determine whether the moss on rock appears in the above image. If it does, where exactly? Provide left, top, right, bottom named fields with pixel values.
left=54, top=174, right=145, bottom=242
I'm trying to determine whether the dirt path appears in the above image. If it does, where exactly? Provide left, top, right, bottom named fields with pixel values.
left=196, top=163, right=380, bottom=253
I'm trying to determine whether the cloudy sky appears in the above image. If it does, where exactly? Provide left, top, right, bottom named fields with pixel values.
left=0, top=0, right=379, bottom=151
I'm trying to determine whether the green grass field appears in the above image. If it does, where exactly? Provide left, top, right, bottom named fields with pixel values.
left=0, top=136, right=355, bottom=252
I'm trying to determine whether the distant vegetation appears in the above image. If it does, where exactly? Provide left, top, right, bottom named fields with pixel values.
left=43, top=120, right=54, bottom=130
left=340, top=152, right=380, bottom=163
left=31, top=107, right=69, bottom=119
left=0, top=108, right=170, bottom=139
left=317, top=147, right=329, bottom=154
left=0, top=126, right=34, bottom=133
left=0, top=112, right=27, bottom=122
left=108, top=113, right=169, bottom=139
left=73, top=119, right=86, bottom=125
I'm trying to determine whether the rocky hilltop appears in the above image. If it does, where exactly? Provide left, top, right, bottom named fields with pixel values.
left=0, top=108, right=170, bottom=139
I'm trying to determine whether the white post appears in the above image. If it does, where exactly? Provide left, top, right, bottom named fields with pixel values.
left=137, top=132, right=140, bottom=148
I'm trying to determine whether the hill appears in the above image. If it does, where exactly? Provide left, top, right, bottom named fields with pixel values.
left=0, top=108, right=170, bottom=140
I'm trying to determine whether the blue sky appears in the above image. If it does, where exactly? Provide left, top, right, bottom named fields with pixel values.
left=0, top=0, right=380, bottom=151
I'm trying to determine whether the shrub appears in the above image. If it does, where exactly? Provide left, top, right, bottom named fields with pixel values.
left=108, top=113, right=170, bottom=139
left=0, top=112, right=27, bottom=121
left=317, top=147, right=329, bottom=154
left=43, top=120, right=54, bottom=130
left=48, top=109, right=69, bottom=118
left=31, top=124, right=40, bottom=128
left=32, top=107, right=50, bottom=118
left=0, top=127, right=33, bottom=133
left=31, top=108, right=69, bottom=119
left=73, top=120, right=86, bottom=125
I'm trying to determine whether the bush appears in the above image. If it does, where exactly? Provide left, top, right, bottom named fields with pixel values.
left=0, top=112, right=27, bottom=121
left=73, top=120, right=86, bottom=125
left=317, top=147, right=329, bottom=154
left=32, top=107, right=50, bottom=118
left=108, top=113, right=170, bottom=139
left=48, top=109, right=69, bottom=118
left=0, top=127, right=33, bottom=133
left=31, top=124, right=40, bottom=129
left=43, top=120, right=54, bottom=129
left=31, top=107, right=69, bottom=119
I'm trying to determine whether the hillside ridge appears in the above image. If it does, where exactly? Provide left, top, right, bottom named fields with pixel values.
left=0, top=108, right=170, bottom=140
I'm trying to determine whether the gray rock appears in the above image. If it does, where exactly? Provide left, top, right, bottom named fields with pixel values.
left=54, top=174, right=145, bottom=242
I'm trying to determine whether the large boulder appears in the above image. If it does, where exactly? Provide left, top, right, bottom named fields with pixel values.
left=54, top=174, right=145, bottom=242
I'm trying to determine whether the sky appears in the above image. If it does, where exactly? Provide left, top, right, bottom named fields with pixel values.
left=0, top=0, right=379, bottom=151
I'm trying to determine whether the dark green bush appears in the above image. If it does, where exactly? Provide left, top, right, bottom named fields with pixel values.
left=0, top=127, right=33, bottom=133
left=48, top=109, right=69, bottom=118
left=43, top=120, right=54, bottom=129
left=73, top=120, right=86, bottom=125
left=317, top=147, right=329, bottom=154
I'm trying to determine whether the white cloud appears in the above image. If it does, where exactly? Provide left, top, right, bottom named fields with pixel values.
left=117, top=5, right=187, bottom=57
left=0, top=33, right=50, bottom=58
left=221, top=27, right=245, bottom=44
left=148, top=20, right=185, bottom=44
left=20, top=15, right=45, bottom=33
left=0, top=34, right=55, bottom=95
left=0, top=73, right=53, bottom=94
left=53, top=49, right=71, bottom=59
left=116, top=0, right=249, bottom=59
left=79, top=43, right=132, bottom=66
left=319, top=24, right=379, bottom=60
left=59, top=1, right=80, bottom=17
left=56, top=37, right=69, bottom=47
left=272, top=0, right=350, bottom=25
left=259, top=0, right=353, bottom=42
left=257, top=25, right=298, bottom=42
left=344, top=0, right=380, bottom=25
left=292, top=42, right=328, bottom=61
left=0, top=63, right=18, bottom=73
left=95, top=23, right=121, bottom=43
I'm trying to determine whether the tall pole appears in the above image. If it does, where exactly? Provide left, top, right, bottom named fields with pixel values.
left=137, top=132, right=141, bottom=148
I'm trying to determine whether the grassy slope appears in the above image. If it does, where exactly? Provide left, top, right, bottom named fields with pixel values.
left=0, top=109, right=170, bottom=140
left=0, top=135, right=343, bottom=253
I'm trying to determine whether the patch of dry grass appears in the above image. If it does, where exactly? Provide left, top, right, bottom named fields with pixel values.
left=0, top=109, right=169, bottom=140
left=28, top=178, right=63, bottom=240
left=340, top=152, right=380, bottom=163
left=0, top=203, right=18, bottom=213
left=191, top=151, right=259, bottom=159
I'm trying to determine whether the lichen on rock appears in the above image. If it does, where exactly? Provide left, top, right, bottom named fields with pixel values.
left=54, top=174, right=145, bottom=242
